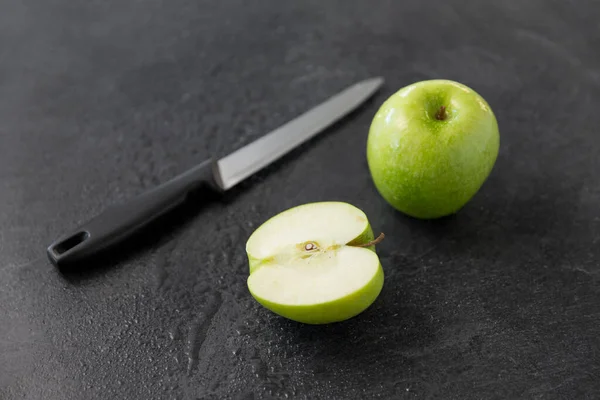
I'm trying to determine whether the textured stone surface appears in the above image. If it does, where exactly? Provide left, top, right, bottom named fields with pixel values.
left=1, top=0, right=600, bottom=399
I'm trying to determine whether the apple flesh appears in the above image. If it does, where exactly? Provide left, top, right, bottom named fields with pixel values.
left=246, top=202, right=384, bottom=324
left=367, top=79, right=500, bottom=219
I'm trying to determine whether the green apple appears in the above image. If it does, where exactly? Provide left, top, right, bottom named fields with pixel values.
left=246, top=202, right=384, bottom=325
left=367, top=79, right=499, bottom=219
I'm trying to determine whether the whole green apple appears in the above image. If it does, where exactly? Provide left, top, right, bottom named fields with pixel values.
left=367, top=79, right=499, bottom=219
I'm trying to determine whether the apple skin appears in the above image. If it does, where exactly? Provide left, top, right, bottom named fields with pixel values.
left=250, top=262, right=384, bottom=325
left=367, top=79, right=499, bottom=219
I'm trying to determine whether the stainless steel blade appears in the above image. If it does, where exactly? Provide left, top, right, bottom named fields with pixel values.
left=213, top=77, right=384, bottom=190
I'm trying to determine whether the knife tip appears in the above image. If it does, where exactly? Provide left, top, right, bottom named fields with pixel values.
left=358, top=76, right=385, bottom=92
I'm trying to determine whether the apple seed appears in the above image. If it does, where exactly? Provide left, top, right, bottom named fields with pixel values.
left=304, top=242, right=318, bottom=251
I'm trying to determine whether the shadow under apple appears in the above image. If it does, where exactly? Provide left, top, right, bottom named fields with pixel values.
left=266, top=278, right=437, bottom=390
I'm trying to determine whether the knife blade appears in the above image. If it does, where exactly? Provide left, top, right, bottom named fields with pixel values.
left=47, top=77, right=384, bottom=268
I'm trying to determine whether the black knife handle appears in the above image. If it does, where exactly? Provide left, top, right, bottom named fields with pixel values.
left=47, top=158, right=220, bottom=268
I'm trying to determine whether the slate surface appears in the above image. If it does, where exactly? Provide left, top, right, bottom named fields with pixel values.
left=1, top=1, right=599, bottom=399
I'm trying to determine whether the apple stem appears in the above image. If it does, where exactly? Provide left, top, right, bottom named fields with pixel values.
left=435, top=106, right=447, bottom=121
left=356, top=233, right=385, bottom=248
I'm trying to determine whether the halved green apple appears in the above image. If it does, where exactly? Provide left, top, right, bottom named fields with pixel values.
left=246, top=202, right=384, bottom=324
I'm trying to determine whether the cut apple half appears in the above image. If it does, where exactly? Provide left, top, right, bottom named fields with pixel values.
left=246, top=202, right=384, bottom=324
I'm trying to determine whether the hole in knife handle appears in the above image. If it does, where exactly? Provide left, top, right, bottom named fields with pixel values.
left=52, top=231, right=90, bottom=256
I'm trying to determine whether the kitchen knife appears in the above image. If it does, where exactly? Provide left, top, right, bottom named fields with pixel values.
left=46, top=77, right=384, bottom=268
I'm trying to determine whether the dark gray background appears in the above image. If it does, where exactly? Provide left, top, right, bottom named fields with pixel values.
left=1, top=0, right=599, bottom=399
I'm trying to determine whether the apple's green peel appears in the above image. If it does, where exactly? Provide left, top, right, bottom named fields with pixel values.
left=346, top=223, right=375, bottom=252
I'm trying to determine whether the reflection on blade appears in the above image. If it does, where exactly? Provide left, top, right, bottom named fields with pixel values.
left=214, top=77, right=384, bottom=190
